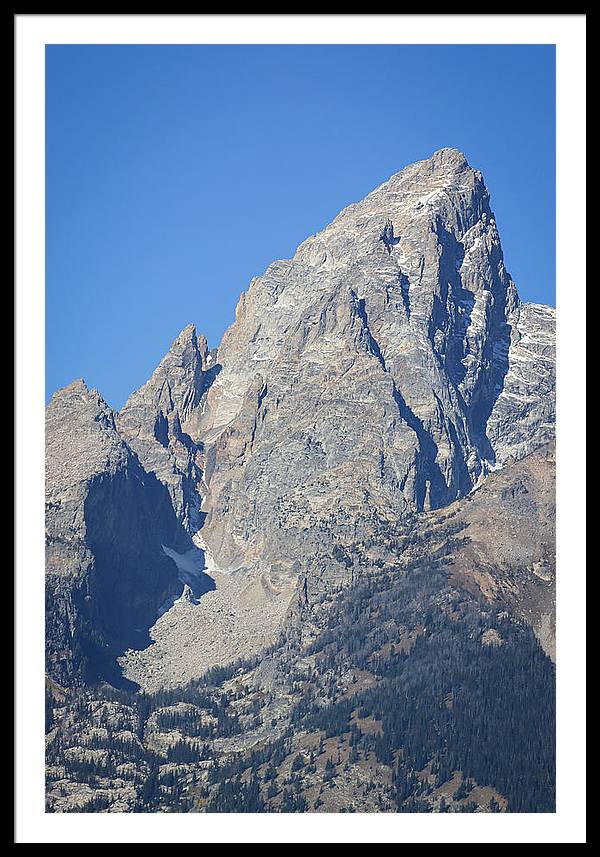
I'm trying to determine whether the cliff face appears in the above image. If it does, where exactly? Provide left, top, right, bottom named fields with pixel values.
left=117, top=324, right=212, bottom=534
left=193, top=148, right=554, bottom=582
left=45, top=380, right=186, bottom=686
left=46, top=148, right=555, bottom=689
left=487, top=302, right=556, bottom=465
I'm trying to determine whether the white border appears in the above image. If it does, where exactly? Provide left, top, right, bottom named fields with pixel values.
left=15, top=14, right=586, bottom=844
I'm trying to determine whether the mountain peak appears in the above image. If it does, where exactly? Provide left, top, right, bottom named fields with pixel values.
left=198, top=149, right=553, bottom=573
left=117, top=321, right=210, bottom=531
left=52, top=377, right=90, bottom=398
left=49, top=377, right=113, bottom=417
left=46, top=374, right=127, bottom=494
left=428, top=146, right=469, bottom=169
left=119, top=323, right=207, bottom=423
left=173, top=322, right=196, bottom=346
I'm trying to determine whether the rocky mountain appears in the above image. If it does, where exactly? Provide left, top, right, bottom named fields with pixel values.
left=45, top=380, right=190, bottom=686
left=196, top=148, right=554, bottom=589
left=45, top=148, right=556, bottom=812
left=117, top=323, right=212, bottom=534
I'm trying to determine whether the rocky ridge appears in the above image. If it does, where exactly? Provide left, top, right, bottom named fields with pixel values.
left=46, top=147, right=556, bottom=691
left=117, top=324, right=212, bottom=532
left=429, top=442, right=555, bottom=659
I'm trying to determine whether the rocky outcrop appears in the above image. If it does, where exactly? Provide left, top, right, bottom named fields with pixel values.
left=45, top=380, right=186, bottom=686
left=117, top=324, right=213, bottom=533
left=487, top=302, right=555, bottom=465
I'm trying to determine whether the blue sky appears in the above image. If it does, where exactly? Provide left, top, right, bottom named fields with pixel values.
left=46, top=44, right=555, bottom=409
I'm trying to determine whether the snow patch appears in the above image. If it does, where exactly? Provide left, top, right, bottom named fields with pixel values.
left=161, top=544, right=210, bottom=592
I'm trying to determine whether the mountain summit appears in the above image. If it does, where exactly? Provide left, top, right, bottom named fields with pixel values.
left=194, top=148, right=554, bottom=575
left=45, top=148, right=555, bottom=687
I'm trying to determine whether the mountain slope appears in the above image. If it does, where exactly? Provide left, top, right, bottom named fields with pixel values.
left=429, top=442, right=555, bottom=659
left=46, top=443, right=555, bottom=813
left=46, top=147, right=556, bottom=690
left=45, top=380, right=188, bottom=685
left=45, top=147, right=557, bottom=814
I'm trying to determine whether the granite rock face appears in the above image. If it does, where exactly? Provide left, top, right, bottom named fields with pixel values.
left=45, top=380, right=186, bottom=686
left=487, top=302, right=555, bottom=465
left=117, top=324, right=213, bottom=533
left=194, top=148, right=555, bottom=582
